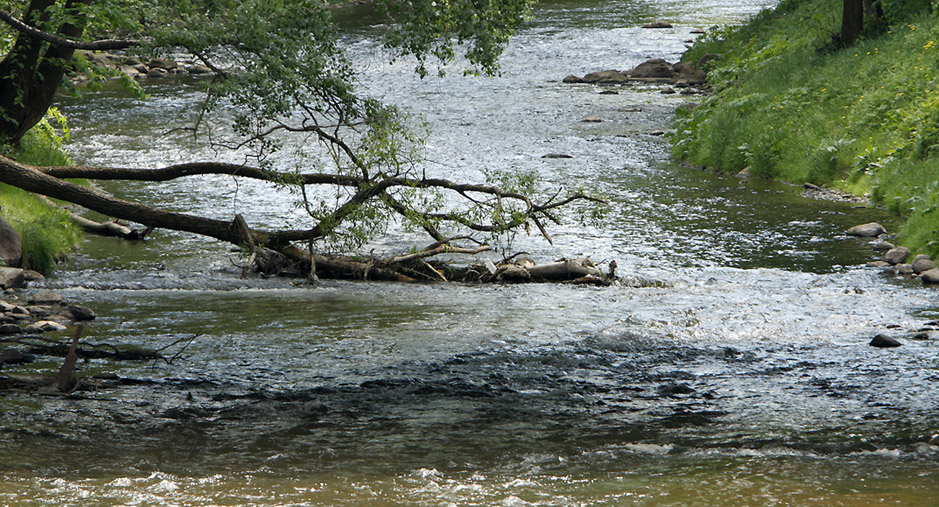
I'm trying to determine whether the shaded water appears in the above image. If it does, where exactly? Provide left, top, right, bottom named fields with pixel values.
left=3, top=0, right=939, bottom=505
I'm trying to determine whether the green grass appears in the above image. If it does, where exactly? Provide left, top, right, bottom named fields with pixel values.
left=1, top=112, right=82, bottom=274
left=672, top=0, right=939, bottom=257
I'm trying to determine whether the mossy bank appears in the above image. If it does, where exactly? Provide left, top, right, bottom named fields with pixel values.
left=672, top=0, right=939, bottom=258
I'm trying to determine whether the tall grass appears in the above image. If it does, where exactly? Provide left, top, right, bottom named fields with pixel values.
left=1, top=110, right=81, bottom=274
left=672, top=0, right=939, bottom=256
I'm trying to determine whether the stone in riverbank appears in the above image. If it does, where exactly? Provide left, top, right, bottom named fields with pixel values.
left=922, top=268, right=939, bottom=285
left=0, top=268, right=25, bottom=289
left=847, top=222, right=886, bottom=237
left=912, top=255, right=936, bottom=274
left=0, top=214, right=22, bottom=268
left=884, top=246, right=910, bottom=265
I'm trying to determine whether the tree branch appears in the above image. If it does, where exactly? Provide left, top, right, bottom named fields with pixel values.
left=0, top=9, right=138, bottom=51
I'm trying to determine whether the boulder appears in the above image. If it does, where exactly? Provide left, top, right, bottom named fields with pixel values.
left=148, top=57, right=179, bottom=71
left=0, top=267, right=25, bottom=289
left=884, top=246, right=910, bottom=265
left=847, top=222, right=886, bottom=237
left=626, top=59, right=676, bottom=79
left=562, top=75, right=583, bottom=84
left=58, top=304, right=96, bottom=322
left=869, top=334, right=902, bottom=348
left=898, top=264, right=915, bottom=275
left=0, top=323, right=22, bottom=335
left=29, top=290, right=62, bottom=305
left=84, top=51, right=117, bottom=68
left=869, top=240, right=895, bottom=252
left=581, top=116, right=602, bottom=123
left=23, top=320, right=67, bottom=333
left=912, top=254, right=936, bottom=274
left=146, top=67, right=169, bottom=78
left=0, top=348, right=32, bottom=365
left=0, top=214, right=22, bottom=267
left=581, top=70, right=628, bottom=84
left=642, top=22, right=673, bottom=29
left=187, top=64, right=213, bottom=74
left=922, top=268, right=939, bottom=285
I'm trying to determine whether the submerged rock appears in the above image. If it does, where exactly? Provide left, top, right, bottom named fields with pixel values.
left=642, top=22, right=673, bottom=29
left=847, top=222, right=886, bottom=237
left=870, top=334, right=902, bottom=348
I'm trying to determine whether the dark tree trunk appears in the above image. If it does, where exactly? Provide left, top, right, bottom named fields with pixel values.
left=0, top=0, right=88, bottom=144
left=842, top=0, right=864, bottom=47
left=863, top=0, right=884, bottom=19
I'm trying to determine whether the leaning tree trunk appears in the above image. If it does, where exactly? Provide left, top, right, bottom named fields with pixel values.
left=0, top=0, right=88, bottom=144
left=841, top=0, right=864, bottom=47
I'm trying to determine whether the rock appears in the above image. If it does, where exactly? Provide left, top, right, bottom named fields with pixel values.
left=581, top=116, right=602, bottom=123
left=22, top=270, right=44, bottom=282
left=660, top=87, right=677, bottom=94
left=148, top=57, right=179, bottom=71
left=626, top=58, right=676, bottom=79
left=119, top=65, right=143, bottom=76
left=922, top=268, right=939, bottom=285
left=562, top=75, right=584, bottom=84
left=804, top=182, right=821, bottom=190
left=868, top=261, right=891, bottom=268
left=847, top=222, right=886, bottom=237
left=541, top=154, right=573, bottom=159
left=84, top=51, right=117, bottom=68
left=187, top=64, right=212, bottom=74
left=0, top=348, right=32, bottom=364
left=869, top=240, right=895, bottom=252
left=24, top=305, right=53, bottom=318
left=642, top=22, right=673, bottom=29
left=912, top=254, right=936, bottom=274
left=0, top=214, right=22, bottom=267
left=898, top=264, right=915, bottom=275
left=599, top=90, right=619, bottom=95
left=581, top=70, right=628, bottom=84
left=884, top=246, right=910, bottom=265
left=0, top=267, right=25, bottom=289
left=58, top=304, right=96, bottom=321
left=23, top=320, right=67, bottom=333
left=29, top=290, right=62, bottom=305
left=869, top=334, right=902, bottom=348
left=0, top=323, right=22, bottom=335
left=146, top=67, right=169, bottom=78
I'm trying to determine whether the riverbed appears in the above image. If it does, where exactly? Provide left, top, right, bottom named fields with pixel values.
left=3, top=0, right=939, bottom=505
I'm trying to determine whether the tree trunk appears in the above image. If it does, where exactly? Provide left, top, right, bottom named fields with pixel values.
left=841, top=0, right=864, bottom=47
left=0, top=0, right=88, bottom=143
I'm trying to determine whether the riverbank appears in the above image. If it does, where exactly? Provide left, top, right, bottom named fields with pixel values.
left=0, top=123, right=82, bottom=274
left=671, top=0, right=939, bottom=259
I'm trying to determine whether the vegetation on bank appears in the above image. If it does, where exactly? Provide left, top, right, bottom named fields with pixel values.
left=672, top=0, right=939, bottom=256
left=0, top=112, right=81, bottom=274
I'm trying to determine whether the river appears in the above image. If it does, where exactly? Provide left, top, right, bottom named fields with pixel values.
left=3, top=0, right=939, bottom=505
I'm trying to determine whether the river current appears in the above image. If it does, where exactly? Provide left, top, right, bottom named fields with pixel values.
left=3, top=0, right=939, bottom=505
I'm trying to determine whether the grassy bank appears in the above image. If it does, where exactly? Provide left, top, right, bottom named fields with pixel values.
left=1, top=112, right=82, bottom=274
left=672, top=0, right=939, bottom=256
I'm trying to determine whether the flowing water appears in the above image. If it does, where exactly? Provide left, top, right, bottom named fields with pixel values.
left=4, top=0, right=939, bottom=505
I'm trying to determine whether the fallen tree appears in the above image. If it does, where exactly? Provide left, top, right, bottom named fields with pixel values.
left=0, top=0, right=606, bottom=282
left=0, top=153, right=605, bottom=282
